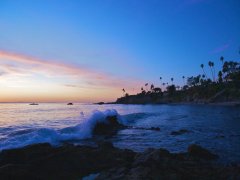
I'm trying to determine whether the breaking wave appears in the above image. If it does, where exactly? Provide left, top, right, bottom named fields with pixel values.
left=0, top=109, right=120, bottom=151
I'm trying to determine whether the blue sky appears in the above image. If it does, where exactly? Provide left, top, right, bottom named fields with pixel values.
left=0, top=0, right=240, bottom=102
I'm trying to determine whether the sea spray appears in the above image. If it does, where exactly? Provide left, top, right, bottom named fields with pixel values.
left=0, top=109, right=120, bottom=151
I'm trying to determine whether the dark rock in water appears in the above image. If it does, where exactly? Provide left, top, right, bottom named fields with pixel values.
left=96, top=102, right=104, bottom=105
left=29, top=103, right=38, bottom=105
left=215, top=135, right=225, bottom=139
left=171, top=129, right=191, bottom=135
left=93, top=115, right=124, bottom=136
left=132, top=127, right=160, bottom=131
left=150, top=127, right=160, bottom=131
left=67, top=103, right=73, bottom=105
left=188, top=144, right=219, bottom=160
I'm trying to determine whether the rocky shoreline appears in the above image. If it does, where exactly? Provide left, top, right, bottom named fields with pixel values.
left=1, top=113, right=239, bottom=179
left=0, top=142, right=239, bottom=179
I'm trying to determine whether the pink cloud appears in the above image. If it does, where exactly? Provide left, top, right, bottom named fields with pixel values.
left=0, top=50, right=143, bottom=89
left=210, top=43, right=230, bottom=54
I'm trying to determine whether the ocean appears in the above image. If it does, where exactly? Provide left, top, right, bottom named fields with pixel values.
left=0, top=103, right=240, bottom=163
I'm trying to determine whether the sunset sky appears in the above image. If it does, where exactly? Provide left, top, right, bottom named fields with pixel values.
left=0, top=0, right=240, bottom=102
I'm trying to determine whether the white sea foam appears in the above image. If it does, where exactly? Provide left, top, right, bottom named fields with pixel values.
left=0, top=109, right=120, bottom=151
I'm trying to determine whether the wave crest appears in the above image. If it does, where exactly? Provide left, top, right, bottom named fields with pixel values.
left=0, top=109, right=120, bottom=151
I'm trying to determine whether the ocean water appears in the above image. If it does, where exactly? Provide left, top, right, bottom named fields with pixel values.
left=0, top=103, right=240, bottom=163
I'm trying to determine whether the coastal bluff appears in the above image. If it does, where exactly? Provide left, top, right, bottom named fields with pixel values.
left=115, top=88, right=240, bottom=105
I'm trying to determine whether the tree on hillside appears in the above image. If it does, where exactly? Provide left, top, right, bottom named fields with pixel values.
left=150, top=84, right=154, bottom=92
left=220, top=56, right=224, bottom=67
left=167, top=85, right=176, bottom=95
left=153, top=87, right=162, bottom=93
left=200, top=64, right=207, bottom=78
left=122, top=88, right=125, bottom=97
left=208, top=61, right=215, bottom=82
left=171, top=78, right=174, bottom=85
left=145, top=83, right=148, bottom=91
left=218, top=71, right=223, bottom=83
left=182, top=76, right=185, bottom=86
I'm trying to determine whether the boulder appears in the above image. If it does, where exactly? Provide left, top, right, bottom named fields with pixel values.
left=93, top=115, right=124, bottom=136
left=171, top=129, right=191, bottom=135
left=188, top=144, right=219, bottom=160
left=150, top=127, right=160, bottom=131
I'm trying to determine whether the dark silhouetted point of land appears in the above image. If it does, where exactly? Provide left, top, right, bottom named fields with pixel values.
left=116, top=58, right=240, bottom=105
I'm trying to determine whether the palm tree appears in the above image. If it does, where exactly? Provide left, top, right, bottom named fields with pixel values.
left=145, top=83, right=148, bottom=91
left=218, top=71, right=223, bottom=83
left=208, top=61, right=214, bottom=81
left=150, top=84, right=154, bottom=92
left=220, top=56, right=224, bottom=67
left=212, top=61, right=215, bottom=82
left=122, top=88, right=125, bottom=97
left=200, top=64, right=207, bottom=78
left=171, top=78, right=174, bottom=85
left=162, top=83, right=165, bottom=90
left=182, top=76, right=185, bottom=86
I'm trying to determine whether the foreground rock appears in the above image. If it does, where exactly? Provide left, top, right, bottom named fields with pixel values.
left=0, top=142, right=135, bottom=180
left=0, top=143, right=239, bottom=180
left=188, top=144, right=219, bottom=160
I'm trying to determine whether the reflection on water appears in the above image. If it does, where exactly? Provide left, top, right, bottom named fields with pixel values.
left=0, top=103, right=240, bottom=163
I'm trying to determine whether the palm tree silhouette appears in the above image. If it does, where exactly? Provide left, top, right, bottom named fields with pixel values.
left=182, top=76, right=185, bottom=86
left=220, top=56, right=224, bottom=67
left=159, top=77, right=162, bottom=88
left=208, top=61, right=215, bottom=81
left=150, top=84, right=154, bottom=91
left=122, top=88, right=125, bottom=97
left=145, top=83, right=148, bottom=91
left=171, top=78, right=174, bottom=85
left=218, top=71, right=223, bottom=83
left=212, top=62, right=215, bottom=82
left=200, top=64, right=207, bottom=78
left=162, top=83, right=165, bottom=91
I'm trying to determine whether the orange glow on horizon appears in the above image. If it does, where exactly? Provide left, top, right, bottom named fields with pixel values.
left=0, top=50, right=142, bottom=102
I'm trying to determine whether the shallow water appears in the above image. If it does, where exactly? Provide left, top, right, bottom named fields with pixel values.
left=0, top=103, right=240, bottom=163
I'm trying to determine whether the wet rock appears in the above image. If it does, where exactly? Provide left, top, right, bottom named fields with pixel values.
left=97, top=141, right=114, bottom=149
left=132, top=126, right=160, bottom=131
left=150, top=127, right=160, bottom=131
left=215, top=135, right=225, bottom=138
left=0, top=142, right=136, bottom=180
left=188, top=144, right=219, bottom=160
left=96, top=145, right=237, bottom=180
left=133, top=148, right=170, bottom=167
left=1, top=143, right=239, bottom=180
left=171, top=129, right=191, bottom=135
left=93, top=115, right=125, bottom=136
